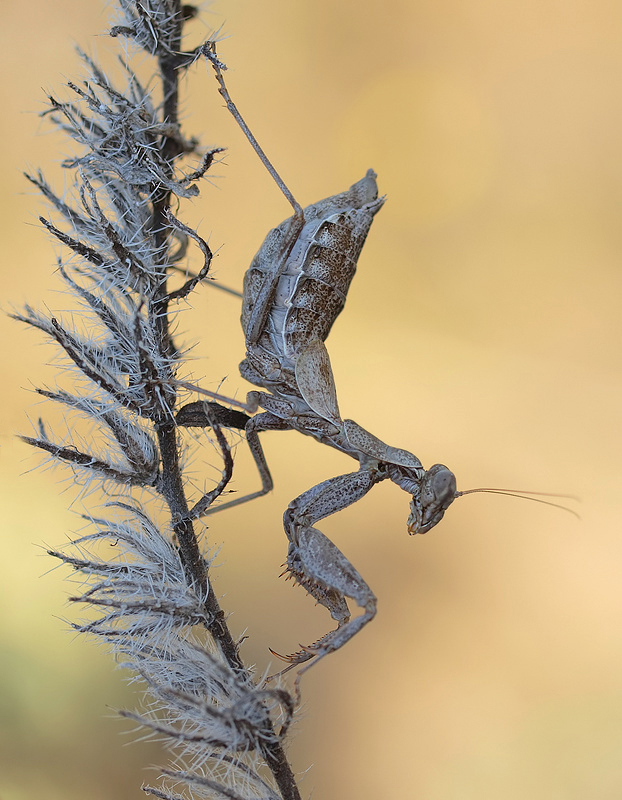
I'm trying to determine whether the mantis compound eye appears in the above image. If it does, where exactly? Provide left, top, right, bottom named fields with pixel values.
left=407, top=464, right=457, bottom=535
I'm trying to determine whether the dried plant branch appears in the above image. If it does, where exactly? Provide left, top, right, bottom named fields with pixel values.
left=16, top=2, right=302, bottom=798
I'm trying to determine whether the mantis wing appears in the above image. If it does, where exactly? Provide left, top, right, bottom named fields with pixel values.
left=295, top=338, right=342, bottom=426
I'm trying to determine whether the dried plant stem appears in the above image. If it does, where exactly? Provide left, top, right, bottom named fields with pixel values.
left=160, top=421, right=300, bottom=800
left=17, top=1, right=302, bottom=797
left=148, top=16, right=300, bottom=793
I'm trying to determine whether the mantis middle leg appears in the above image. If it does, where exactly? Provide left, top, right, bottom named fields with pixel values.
left=176, top=399, right=290, bottom=518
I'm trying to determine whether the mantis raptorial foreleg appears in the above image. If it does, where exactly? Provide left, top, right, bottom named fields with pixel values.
left=276, top=467, right=385, bottom=672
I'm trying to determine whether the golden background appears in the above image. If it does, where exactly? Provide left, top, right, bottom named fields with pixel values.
left=1, top=1, right=621, bottom=798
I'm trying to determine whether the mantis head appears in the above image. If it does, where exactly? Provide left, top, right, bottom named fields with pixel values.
left=407, top=466, right=580, bottom=535
left=407, top=463, right=457, bottom=534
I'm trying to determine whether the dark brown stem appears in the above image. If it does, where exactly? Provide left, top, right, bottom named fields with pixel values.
left=146, top=8, right=301, bottom=799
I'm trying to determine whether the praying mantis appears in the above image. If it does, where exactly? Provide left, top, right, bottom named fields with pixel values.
left=177, top=161, right=457, bottom=672
left=177, top=43, right=572, bottom=676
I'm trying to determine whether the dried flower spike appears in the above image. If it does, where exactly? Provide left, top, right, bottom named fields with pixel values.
left=16, top=3, right=301, bottom=799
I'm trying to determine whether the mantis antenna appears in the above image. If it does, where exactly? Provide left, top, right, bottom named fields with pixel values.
left=457, top=488, right=581, bottom=519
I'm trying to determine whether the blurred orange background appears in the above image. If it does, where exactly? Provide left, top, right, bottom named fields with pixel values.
left=1, top=1, right=621, bottom=798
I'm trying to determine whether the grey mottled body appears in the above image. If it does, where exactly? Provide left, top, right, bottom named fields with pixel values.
left=178, top=171, right=457, bottom=674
